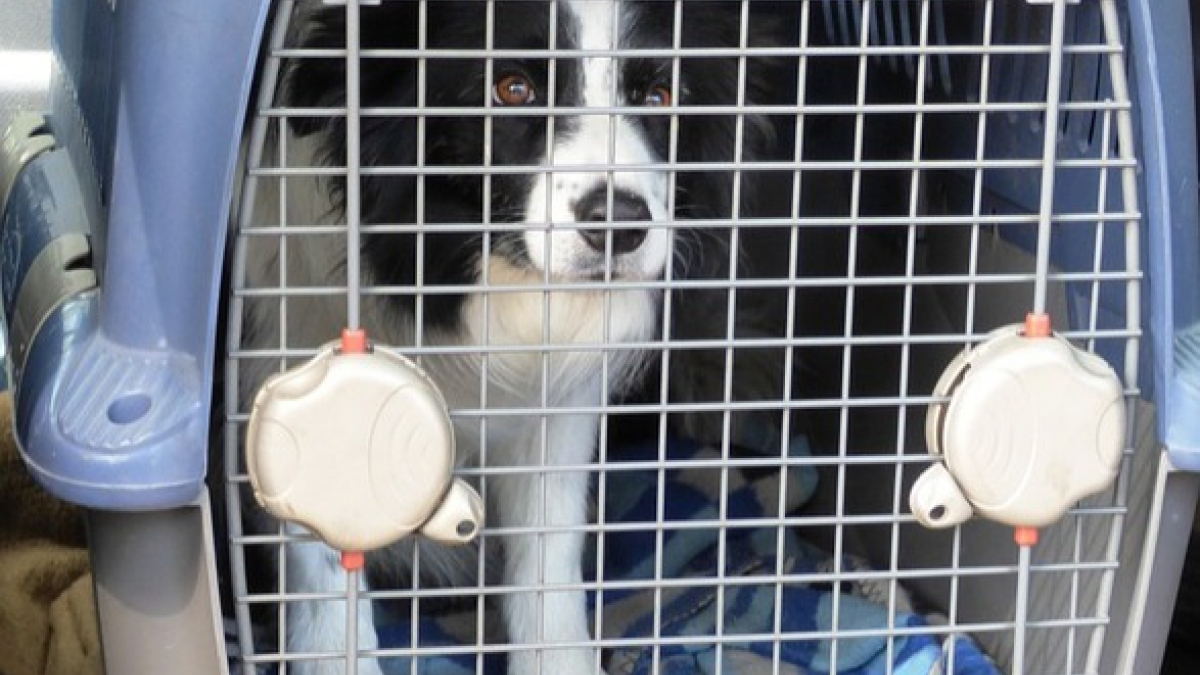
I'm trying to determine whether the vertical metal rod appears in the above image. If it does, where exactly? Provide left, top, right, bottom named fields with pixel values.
left=477, top=4, right=496, bottom=670
left=346, top=569, right=360, bottom=675
left=343, top=4, right=363, bottom=674
left=413, top=4, right=430, bottom=663
left=593, top=2, right=620, bottom=655
left=713, top=4, right=754, bottom=671
left=411, top=543, right=422, bottom=675
left=277, top=100, right=291, bottom=668
left=1031, top=0, right=1069, bottom=316
left=534, top=5, right=561, bottom=670
left=413, top=0, right=430, bottom=351
left=1066, top=515, right=1085, bottom=670
left=887, top=2, right=933, bottom=669
left=344, top=0, right=363, bottom=331
left=947, top=524, right=965, bottom=675
left=652, top=311, right=671, bottom=675
left=965, top=0, right=995, bottom=341
left=830, top=2, right=877, bottom=668
left=591, top=10, right=620, bottom=666
left=1020, top=5, right=1068, bottom=672
left=1013, top=544, right=1033, bottom=675
left=774, top=3, right=810, bottom=673
left=653, top=7, right=685, bottom=671
left=951, top=0, right=995, bottom=664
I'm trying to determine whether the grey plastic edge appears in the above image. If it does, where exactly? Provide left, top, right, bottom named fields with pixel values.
left=87, top=489, right=230, bottom=675
left=1112, top=457, right=1200, bottom=674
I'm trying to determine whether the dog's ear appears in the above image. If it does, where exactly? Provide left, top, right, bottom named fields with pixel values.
left=278, top=7, right=349, bottom=138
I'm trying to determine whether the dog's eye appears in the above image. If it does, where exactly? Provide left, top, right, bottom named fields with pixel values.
left=493, top=73, right=537, bottom=106
left=644, top=84, right=673, bottom=107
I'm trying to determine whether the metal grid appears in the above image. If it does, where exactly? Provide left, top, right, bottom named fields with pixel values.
left=223, top=1, right=1146, bottom=674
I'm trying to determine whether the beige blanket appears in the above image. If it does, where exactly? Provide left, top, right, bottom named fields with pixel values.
left=0, top=394, right=101, bottom=675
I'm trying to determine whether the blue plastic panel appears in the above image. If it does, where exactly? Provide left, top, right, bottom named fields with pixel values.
left=2, top=0, right=272, bottom=509
left=1127, top=0, right=1200, bottom=469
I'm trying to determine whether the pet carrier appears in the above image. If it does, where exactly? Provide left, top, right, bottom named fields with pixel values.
left=0, top=2, right=1196, bottom=675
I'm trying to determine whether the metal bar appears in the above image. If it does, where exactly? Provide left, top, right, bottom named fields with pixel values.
left=270, top=42, right=1119, bottom=59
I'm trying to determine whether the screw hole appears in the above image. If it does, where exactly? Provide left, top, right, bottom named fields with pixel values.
left=108, top=393, right=151, bottom=424
left=930, top=505, right=947, bottom=521
left=456, top=520, right=476, bottom=538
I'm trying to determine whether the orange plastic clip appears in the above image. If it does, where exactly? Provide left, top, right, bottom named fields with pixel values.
left=1024, top=313, right=1051, bottom=338
left=1014, top=526, right=1039, bottom=548
left=341, top=550, right=365, bottom=571
left=341, top=328, right=368, bottom=354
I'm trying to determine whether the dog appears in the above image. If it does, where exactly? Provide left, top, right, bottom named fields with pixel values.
left=234, top=2, right=784, bottom=673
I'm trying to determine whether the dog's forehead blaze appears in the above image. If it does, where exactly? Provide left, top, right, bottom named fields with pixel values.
left=565, top=0, right=633, bottom=107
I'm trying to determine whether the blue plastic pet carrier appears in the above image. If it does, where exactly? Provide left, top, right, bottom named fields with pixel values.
left=0, top=1, right=1196, bottom=674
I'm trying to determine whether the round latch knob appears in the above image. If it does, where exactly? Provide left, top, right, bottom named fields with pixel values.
left=246, top=340, right=483, bottom=552
left=911, top=324, right=1125, bottom=529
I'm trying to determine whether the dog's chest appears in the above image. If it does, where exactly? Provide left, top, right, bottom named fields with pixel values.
left=458, top=256, right=659, bottom=383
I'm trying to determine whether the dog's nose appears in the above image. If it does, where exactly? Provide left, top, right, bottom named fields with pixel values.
left=575, top=189, right=651, bottom=254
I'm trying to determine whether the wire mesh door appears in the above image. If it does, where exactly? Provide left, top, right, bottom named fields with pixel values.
left=223, top=1, right=1147, bottom=674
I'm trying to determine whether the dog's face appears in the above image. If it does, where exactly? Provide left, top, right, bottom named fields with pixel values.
left=417, top=1, right=688, bottom=283
left=284, top=1, right=779, bottom=318
left=496, top=2, right=673, bottom=282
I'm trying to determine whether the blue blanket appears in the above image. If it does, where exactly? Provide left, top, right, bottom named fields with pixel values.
left=342, top=438, right=998, bottom=675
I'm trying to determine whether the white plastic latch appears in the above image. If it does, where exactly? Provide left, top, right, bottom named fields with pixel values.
left=910, top=323, right=1125, bottom=529
left=246, top=338, right=483, bottom=552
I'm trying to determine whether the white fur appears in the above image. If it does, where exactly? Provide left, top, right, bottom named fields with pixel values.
left=243, top=9, right=669, bottom=667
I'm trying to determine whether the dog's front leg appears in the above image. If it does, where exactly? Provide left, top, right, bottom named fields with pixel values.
left=493, top=411, right=606, bottom=675
left=284, top=524, right=384, bottom=675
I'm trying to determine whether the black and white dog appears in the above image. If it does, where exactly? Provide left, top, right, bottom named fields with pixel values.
left=240, top=1, right=784, bottom=673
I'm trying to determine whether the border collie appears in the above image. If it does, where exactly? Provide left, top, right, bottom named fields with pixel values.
left=239, top=2, right=782, bottom=673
